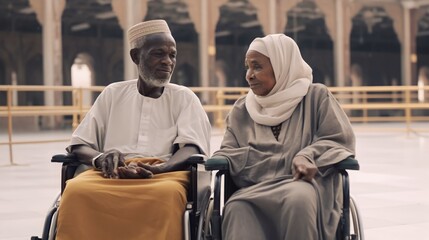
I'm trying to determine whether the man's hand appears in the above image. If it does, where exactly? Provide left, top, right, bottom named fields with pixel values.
left=292, top=155, right=318, bottom=182
left=117, top=162, right=153, bottom=179
left=97, top=149, right=126, bottom=179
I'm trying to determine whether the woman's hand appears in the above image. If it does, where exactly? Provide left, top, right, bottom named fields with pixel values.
left=97, top=149, right=126, bottom=179
left=292, top=156, right=318, bottom=182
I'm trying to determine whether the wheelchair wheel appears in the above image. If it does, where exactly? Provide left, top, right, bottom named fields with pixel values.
left=202, top=198, right=214, bottom=240
left=350, top=195, right=365, bottom=240
left=48, top=210, right=58, bottom=240
left=47, top=194, right=61, bottom=240
left=32, top=193, right=61, bottom=240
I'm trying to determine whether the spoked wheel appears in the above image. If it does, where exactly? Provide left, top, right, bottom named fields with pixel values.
left=201, top=198, right=214, bottom=240
left=350, top=195, right=365, bottom=240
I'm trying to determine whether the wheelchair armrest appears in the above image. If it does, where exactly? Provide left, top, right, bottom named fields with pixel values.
left=334, top=157, right=359, bottom=171
left=204, top=156, right=230, bottom=171
left=205, top=156, right=359, bottom=171
left=51, top=153, right=80, bottom=165
left=51, top=153, right=81, bottom=194
left=204, top=156, right=232, bottom=239
left=333, top=156, right=359, bottom=238
left=186, top=154, right=208, bottom=165
left=185, top=153, right=212, bottom=239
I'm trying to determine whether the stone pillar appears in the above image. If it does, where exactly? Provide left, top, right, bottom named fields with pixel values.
left=43, top=0, right=54, bottom=92
left=30, top=0, right=65, bottom=128
left=409, top=7, right=419, bottom=86
left=335, top=0, right=345, bottom=86
left=343, top=1, right=352, bottom=87
left=269, top=0, right=277, bottom=33
left=315, top=0, right=350, bottom=86
left=208, top=0, right=228, bottom=88
left=112, top=0, right=146, bottom=81
left=402, top=2, right=415, bottom=86
left=187, top=0, right=227, bottom=89
left=186, top=0, right=209, bottom=100
left=200, top=0, right=209, bottom=90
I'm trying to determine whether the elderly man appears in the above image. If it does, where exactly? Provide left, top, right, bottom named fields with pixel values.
left=55, top=20, right=211, bottom=240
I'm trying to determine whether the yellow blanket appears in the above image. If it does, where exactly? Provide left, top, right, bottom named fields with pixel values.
left=56, top=158, right=189, bottom=240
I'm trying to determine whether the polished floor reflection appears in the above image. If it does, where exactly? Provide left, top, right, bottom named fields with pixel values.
left=0, top=124, right=428, bottom=240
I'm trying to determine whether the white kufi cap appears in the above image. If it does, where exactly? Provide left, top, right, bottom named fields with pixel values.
left=127, top=19, right=171, bottom=48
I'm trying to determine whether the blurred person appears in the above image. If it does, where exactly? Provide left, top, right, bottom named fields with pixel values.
left=213, top=34, right=356, bottom=240
left=55, top=19, right=211, bottom=240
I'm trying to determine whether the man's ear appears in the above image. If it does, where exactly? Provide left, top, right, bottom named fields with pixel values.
left=130, top=48, right=139, bottom=64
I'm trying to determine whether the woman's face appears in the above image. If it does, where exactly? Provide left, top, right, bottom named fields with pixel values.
left=245, top=50, right=276, bottom=96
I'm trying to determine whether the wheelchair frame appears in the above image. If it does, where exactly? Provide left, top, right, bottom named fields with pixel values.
left=205, top=156, right=364, bottom=240
left=31, top=153, right=212, bottom=240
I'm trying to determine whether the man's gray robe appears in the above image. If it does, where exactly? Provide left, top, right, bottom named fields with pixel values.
left=214, top=83, right=356, bottom=240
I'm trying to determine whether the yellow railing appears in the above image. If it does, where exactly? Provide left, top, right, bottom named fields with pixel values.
left=329, top=86, right=429, bottom=125
left=1, top=85, right=429, bottom=165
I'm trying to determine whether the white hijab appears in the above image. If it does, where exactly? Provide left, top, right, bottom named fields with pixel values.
left=245, top=34, right=313, bottom=126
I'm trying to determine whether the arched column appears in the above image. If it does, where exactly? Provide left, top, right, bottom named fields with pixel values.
left=187, top=0, right=227, bottom=91
left=349, top=2, right=369, bottom=86
left=339, top=0, right=353, bottom=87
left=400, top=2, right=419, bottom=85
left=29, top=0, right=65, bottom=128
left=112, top=0, right=146, bottom=81
left=29, top=0, right=65, bottom=86
left=350, top=1, right=411, bottom=86
left=186, top=0, right=207, bottom=90
left=269, top=0, right=277, bottom=34
left=343, top=1, right=353, bottom=87
left=314, top=0, right=335, bottom=40
left=383, top=5, right=404, bottom=44
left=278, top=0, right=301, bottom=33
left=249, top=0, right=277, bottom=34
left=315, top=0, right=348, bottom=86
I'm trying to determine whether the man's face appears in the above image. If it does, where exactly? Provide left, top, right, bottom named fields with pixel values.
left=137, top=33, right=177, bottom=87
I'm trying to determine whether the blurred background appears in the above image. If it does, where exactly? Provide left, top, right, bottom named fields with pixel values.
left=1, top=0, right=429, bottom=130
left=1, top=0, right=428, bottom=100
left=1, top=0, right=429, bottom=132
left=0, top=1, right=429, bottom=239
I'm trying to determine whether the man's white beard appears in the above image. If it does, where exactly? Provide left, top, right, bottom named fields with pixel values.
left=139, top=69, right=171, bottom=88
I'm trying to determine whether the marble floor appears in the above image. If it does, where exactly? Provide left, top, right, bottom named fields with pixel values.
left=0, top=123, right=428, bottom=240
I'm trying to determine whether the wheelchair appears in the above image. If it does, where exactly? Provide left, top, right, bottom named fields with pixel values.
left=31, top=153, right=213, bottom=240
left=204, top=156, right=365, bottom=240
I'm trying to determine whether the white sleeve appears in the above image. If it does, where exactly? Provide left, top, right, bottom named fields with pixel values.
left=174, top=92, right=211, bottom=156
left=66, top=89, right=111, bottom=152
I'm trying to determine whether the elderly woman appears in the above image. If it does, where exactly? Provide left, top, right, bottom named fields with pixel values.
left=213, top=34, right=356, bottom=240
